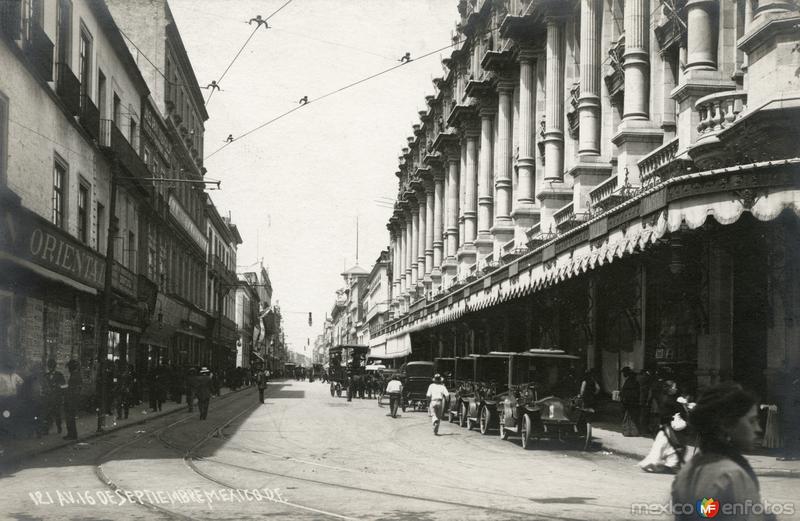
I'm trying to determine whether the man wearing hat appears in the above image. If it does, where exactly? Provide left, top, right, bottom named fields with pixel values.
left=195, top=368, right=213, bottom=420
left=426, top=374, right=449, bottom=435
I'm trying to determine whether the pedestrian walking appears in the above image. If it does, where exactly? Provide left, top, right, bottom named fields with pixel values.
left=256, top=369, right=268, bottom=403
left=426, top=374, right=449, bottom=436
left=42, top=358, right=65, bottom=435
left=63, top=360, right=81, bottom=440
left=113, top=360, right=132, bottom=420
left=639, top=386, right=694, bottom=473
left=385, top=374, right=403, bottom=418
left=672, top=382, right=776, bottom=521
left=185, top=367, right=197, bottom=413
left=620, top=367, right=640, bottom=436
left=195, top=367, right=212, bottom=420
left=578, top=369, right=600, bottom=409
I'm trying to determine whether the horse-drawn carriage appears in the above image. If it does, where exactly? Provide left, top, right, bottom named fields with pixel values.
left=447, top=356, right=475, bottom=424
left=328, top=344, right=369, bottom=399
left=398, top=361, right=434, bottom=412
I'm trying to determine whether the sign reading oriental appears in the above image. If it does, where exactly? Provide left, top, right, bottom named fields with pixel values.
left=0, top=205, right=105, bottom=290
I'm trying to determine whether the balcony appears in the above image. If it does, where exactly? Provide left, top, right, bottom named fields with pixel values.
left=22, top=18, right=53, bottom=81
left=638, top=136, right=681, bottom=188
left=553, top=202, right=589, bottom=233
left=99, top=119, right=149, bottom=182
left=695, top=91, right=747, bottom=140
left=525, top=222, right=556, bottom=249
left=79, top=94, right=100, bottom=141
left=589, top=175, right=637, bottom=213
left=112, top=261, right=137, bottom=299
left=55, top=62, right=80, bottom=116
left=500, top=237, right=527, bottom=262
left=0, top=0, right=21, bottom=40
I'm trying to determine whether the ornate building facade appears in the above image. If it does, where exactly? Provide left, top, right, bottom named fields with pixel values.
left=376, top=0, right=800, bottom=398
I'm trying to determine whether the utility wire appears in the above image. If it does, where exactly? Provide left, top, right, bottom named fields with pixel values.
left=204, top=33, right=481, bottom=161
left=118, top=28, right=183, bottom=87
left=206, top=0, right=297, bottom=106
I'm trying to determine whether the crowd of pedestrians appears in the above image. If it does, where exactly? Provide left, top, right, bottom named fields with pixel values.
left=0, top=359, right=265, bottom=440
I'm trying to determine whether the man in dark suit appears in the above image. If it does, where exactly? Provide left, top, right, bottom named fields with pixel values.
left=195, top=367, right=213, bottom=420
left=63, top=360, right=81, bottom=440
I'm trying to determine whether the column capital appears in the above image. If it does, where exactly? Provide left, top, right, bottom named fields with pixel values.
left=479, top=104, right=498, bottom=118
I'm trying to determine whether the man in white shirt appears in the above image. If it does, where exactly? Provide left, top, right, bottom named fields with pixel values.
left=426, top=374, right=449, bottom=435
left=385, top=374, right=403, bottom=418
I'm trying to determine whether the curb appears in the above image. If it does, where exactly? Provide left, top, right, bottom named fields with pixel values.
left=0, top=386, right=252, bottom=472
left=600, top=444, right=800, bottom=480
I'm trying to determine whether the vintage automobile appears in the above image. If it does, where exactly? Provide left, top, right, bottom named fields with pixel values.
left=327, top=344, right=369, bottom=398
left=462, top=353, right=512, bottom=434
left=493, top=349, right=592, bottom=450
left=399, top=361, right=434, bottom=411
left=447, top=356, right=474, bottom=425
left=433, top=357, right=455, bottom=389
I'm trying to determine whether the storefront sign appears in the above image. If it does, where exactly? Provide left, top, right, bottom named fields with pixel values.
left=0, top=205, right=105, bottom=290
left=168, top=195, right=208, bottom=251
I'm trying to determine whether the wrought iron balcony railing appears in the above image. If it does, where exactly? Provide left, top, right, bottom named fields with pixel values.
left=79, top=94, right=100, bottom=141
left=55, top=62, right=80, bottom=116
left=22, top=18, right=53, bottom=81
left=99, top=119, right=150, bottom=181
left=553, top=202, right=589, bottom=232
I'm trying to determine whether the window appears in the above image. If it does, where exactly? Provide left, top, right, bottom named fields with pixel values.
left=96, top=202, right=104, bottom=252
left=129, top=115, right=138, bottom=149
left=52, top=158, right=67, bottom=228
left=55, top=0, right=72, bottom=67
left=0, top=92, right=7, bottom=186
left=77, top=183, right=88, bottom=243
left=112, top=93, right=121, bottom=127
left=127, top=230, right=136, bottom=271
left=79, top=26, right=92, bottom=98
left=97, top=70, right=106, bottom=117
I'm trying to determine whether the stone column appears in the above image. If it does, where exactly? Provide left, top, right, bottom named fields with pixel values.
left=399, top=220, right=407, bottom=296
left=416, top=192, right=427, bottom=285
left=458, top=141, right=467, bottom=249
left=432, top=170, right=445, bottom=279
left=444, top=149, right=460, bottom=274
left=404, top=210, right=413, bottom=294
left=685, top=0, right=718, bottom=72
left=390, top=230, right=399, bottom=303
left=410, top=204, right=419, bottom=289
left=463, top=127, right=479, bottom=246
left=493, top=80, right=515, bottom=255
left=512, top=50, right=539, bottom=243
left=544, top=17, right=565, bottom=181
left=423, top=180, right=435, bottom=280
left=476, top=105, right=496, bottom=259
left=622, top=0, right=650, bottom=121
left=578, top=0, right=602, bottom=156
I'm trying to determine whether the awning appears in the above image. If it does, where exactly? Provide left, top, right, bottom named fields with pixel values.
left=380, top=333, right=411, bottom=359
left=139, top=322, right=176, bottom=349
left=177, top=328, right=206, bottom=340
left=369, top=334, right=387, bottom=359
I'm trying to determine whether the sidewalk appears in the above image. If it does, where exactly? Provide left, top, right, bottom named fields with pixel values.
left=0, top=386, right=250, bottom=471
left=593, top=426, right=800, bottom=479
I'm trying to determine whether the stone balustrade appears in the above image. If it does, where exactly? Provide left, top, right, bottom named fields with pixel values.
left=695, top=91, right=748, bottom=137
left=638, top=136, right=679, bottom=187
left=589, top=175, right=618, bottom=207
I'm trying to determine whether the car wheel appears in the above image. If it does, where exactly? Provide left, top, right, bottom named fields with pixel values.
left=336, top=385, right=342, bottom=398
left=479, top=405, right=491, bottom=435
left=521, top=414, right=532, bottom=450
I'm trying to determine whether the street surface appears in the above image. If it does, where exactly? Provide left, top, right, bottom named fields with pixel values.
left=0, top=380, right=797, bottom=520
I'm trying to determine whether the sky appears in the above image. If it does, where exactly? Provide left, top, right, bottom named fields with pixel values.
left=168, top=0, right=457, bottom=355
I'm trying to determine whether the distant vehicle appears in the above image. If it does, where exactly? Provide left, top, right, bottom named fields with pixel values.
left=433, top=357, right=455, bottom=389
left=399, top=361, right=434, bottom=412
left=328, top=344, right=369, bottom=399
left=492, top=349, right=592, bottom=450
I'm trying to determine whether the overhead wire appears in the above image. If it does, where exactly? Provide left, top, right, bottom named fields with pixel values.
left=203, top=28, right=489, bottom=161
left=205, top=0, right=297, bottom=106
left=118, top=28, right=183, bottom=87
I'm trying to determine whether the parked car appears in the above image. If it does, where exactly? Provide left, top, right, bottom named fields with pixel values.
left=462, top=353, right=511, bottom=434
left=399, top=361, right=434, bottom=412
left=448, top=356, right=474, bottom=425
left=493, top=349, right=591, bottom=450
